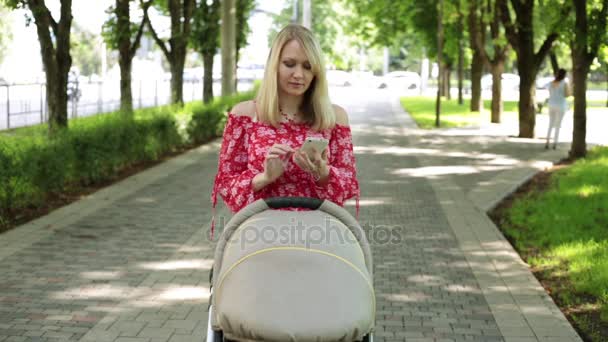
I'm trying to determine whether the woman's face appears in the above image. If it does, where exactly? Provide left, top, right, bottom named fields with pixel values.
left=277, top=39, right=315, bottom=97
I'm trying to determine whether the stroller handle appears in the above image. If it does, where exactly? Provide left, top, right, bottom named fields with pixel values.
left=264, top=197, right=324, bottom=210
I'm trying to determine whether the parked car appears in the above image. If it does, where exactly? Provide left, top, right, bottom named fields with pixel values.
left=326, top=69, right=352, bottom=87
left=376, top=71, right=421, bottom=90
left=481, top=73, right=520, bottom=91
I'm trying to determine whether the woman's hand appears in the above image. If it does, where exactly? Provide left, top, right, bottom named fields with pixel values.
left=263, top=144, right=295, bottom=182
left=293, top=147, right=329, bottom=182
left=253, top=144, right=294, bottom=192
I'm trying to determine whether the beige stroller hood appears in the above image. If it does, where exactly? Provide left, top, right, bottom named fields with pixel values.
left=211, top=198, right=375, bottom=342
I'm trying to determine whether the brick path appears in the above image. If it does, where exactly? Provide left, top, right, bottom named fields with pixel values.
left=0, top=88, right=581, bottom=341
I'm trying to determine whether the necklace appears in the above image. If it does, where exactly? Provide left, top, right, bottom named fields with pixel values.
left=279, top=107, right=300, bottom=122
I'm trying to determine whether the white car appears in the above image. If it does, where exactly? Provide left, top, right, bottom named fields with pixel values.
left=326, top=69, right=352, bottom=87
left=376, top=71, right=421, bottom=90
left=481, top=73, right=520, bottom=91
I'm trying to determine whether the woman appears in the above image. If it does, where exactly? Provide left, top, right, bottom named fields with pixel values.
left=210, top=24, right=360, bottom=235
left=545, top=68, right=571, bottom=150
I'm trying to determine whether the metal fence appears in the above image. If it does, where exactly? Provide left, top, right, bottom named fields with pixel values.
left=0, top=78, right=253, bottom=131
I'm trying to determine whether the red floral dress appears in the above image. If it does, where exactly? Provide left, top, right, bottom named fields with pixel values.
left=211, top=112, right=360, bottom=233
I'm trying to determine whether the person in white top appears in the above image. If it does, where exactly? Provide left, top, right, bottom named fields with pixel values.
left=545, top=68, right=571, bottom=149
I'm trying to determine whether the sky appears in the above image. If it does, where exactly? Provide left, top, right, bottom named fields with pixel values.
left=0, top=0, right=287, bottom=82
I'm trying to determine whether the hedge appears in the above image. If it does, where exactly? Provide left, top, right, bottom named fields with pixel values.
left=0, top=89, right=256, bottom=227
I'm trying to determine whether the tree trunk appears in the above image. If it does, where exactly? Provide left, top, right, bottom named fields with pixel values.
left=171, top=48, right=186, bottom=105
left=467, top=0, right=483, bottom=112
left=518, top=71, right=537, bottom=137
left=549, top=51, right=559, bottom=76
left=498, top=0, right=561, bottom=138
left=458, top=42, right=464, bottom=105
left=570, top=60, right=589, bottom=158
left=516, top=44, right=537, bottom=138
left=470, top=51, right=483, bottom=111
left=116, top=0, right=147, bottom=115
left=119, top=55, right=133, bottom=113
left=117, top=0, right=132, bottom=114
left=46, top=67, right=70, bottom=133
left=28, top=0, right=72, bottom=134
left=490, top=61, right=504, bottom=123
left=457, top=0, right=464, bottom=105
left=221, top=0, right=236, bottom=96
left=203, top=52, right=214, bottom=103
left=435, top=0, right=443, bottom=127
left=445, top=67, right=451, bottom=100
left=146, top=0, right=193, bottom=106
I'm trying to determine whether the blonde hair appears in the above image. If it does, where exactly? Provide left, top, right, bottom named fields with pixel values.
left=255, top=24, right=335, bottom=131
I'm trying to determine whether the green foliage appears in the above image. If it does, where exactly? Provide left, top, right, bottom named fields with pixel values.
left=504, top=146, right=608, bottom=320
left=72, top=23, right=101, bottom=76
left=0, top=110, right=181, bottom=219
left=102, top=2, right=142, bottom=51
left=236, top=0, right=256, bottom=57
left=186, top=102, right=226, bottom=144
left=190, top=0, right=221, bottom=55
left=269, top=1, right=368, bottom=70
left=186, top=88, right=256, bottom=143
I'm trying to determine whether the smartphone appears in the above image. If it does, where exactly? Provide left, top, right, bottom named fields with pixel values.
left=300, top=137, right=329, bottom=159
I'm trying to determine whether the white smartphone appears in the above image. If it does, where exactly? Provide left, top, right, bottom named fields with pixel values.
left=300, top=137, right=329, bottom=159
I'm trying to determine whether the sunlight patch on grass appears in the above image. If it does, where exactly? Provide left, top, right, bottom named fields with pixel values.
left=400, top=96, right=519, bottom=129
left=503, top=146, right=608, bottom=320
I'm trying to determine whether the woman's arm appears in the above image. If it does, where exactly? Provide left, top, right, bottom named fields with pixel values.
left=312, top=104, right=360, bottom=206
left=211, top=102, right=267, bottom=212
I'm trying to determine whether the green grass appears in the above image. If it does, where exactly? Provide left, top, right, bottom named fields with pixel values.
left=402, top=95, right=608, bottom=129
left=504, top=146, right=608, bottom=326
left=400, top=96, right=519, bottom=129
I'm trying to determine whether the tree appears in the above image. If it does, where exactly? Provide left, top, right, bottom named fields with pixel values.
left=569, top=0, right=607, bottom=158
left=235, top=0, right=255, bottom=66
left=2, top=0, right=73, bottom=134
left=190, top=0, right=220, bottom=103
left=467, top=0, right=483, bottom=112
left=103, top=0, right=151, bottom=114
left=145, top=0, right=195, bottom=105
left=71, top=23, right=102, bottom=77
left=436, top=0, right=444, bottom=126
left=498, top=0, right=571, bottom=137
left=221, top=0, right=236, bottom=96
left=456, top=0, right=465, bottom=105
left=471, top=0, right=510, bottom=123
left=271, top=1, right=367, bottom=71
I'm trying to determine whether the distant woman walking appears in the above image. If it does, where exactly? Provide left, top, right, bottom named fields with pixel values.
left=545, top=68, right=571, bottom=150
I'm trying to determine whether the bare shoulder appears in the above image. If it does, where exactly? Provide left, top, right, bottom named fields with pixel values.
left=230, top=100, right=257, bottom=119
left=332, top=104, right=349, bottom=126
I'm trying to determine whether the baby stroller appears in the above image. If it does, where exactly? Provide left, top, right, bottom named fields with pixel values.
left=207, top=197, right=375, bottom=342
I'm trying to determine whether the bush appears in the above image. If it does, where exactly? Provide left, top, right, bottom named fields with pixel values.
left=186, top=89, right=256, bottom=144
left=187, top=102, right=228, bottom=144
left=0, top=90, right=255, bottom=228
left=0, top=110, right=182, bottom=221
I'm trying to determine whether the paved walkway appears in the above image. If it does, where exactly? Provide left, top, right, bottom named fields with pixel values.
left=0, top=89, right=582, bottom=342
